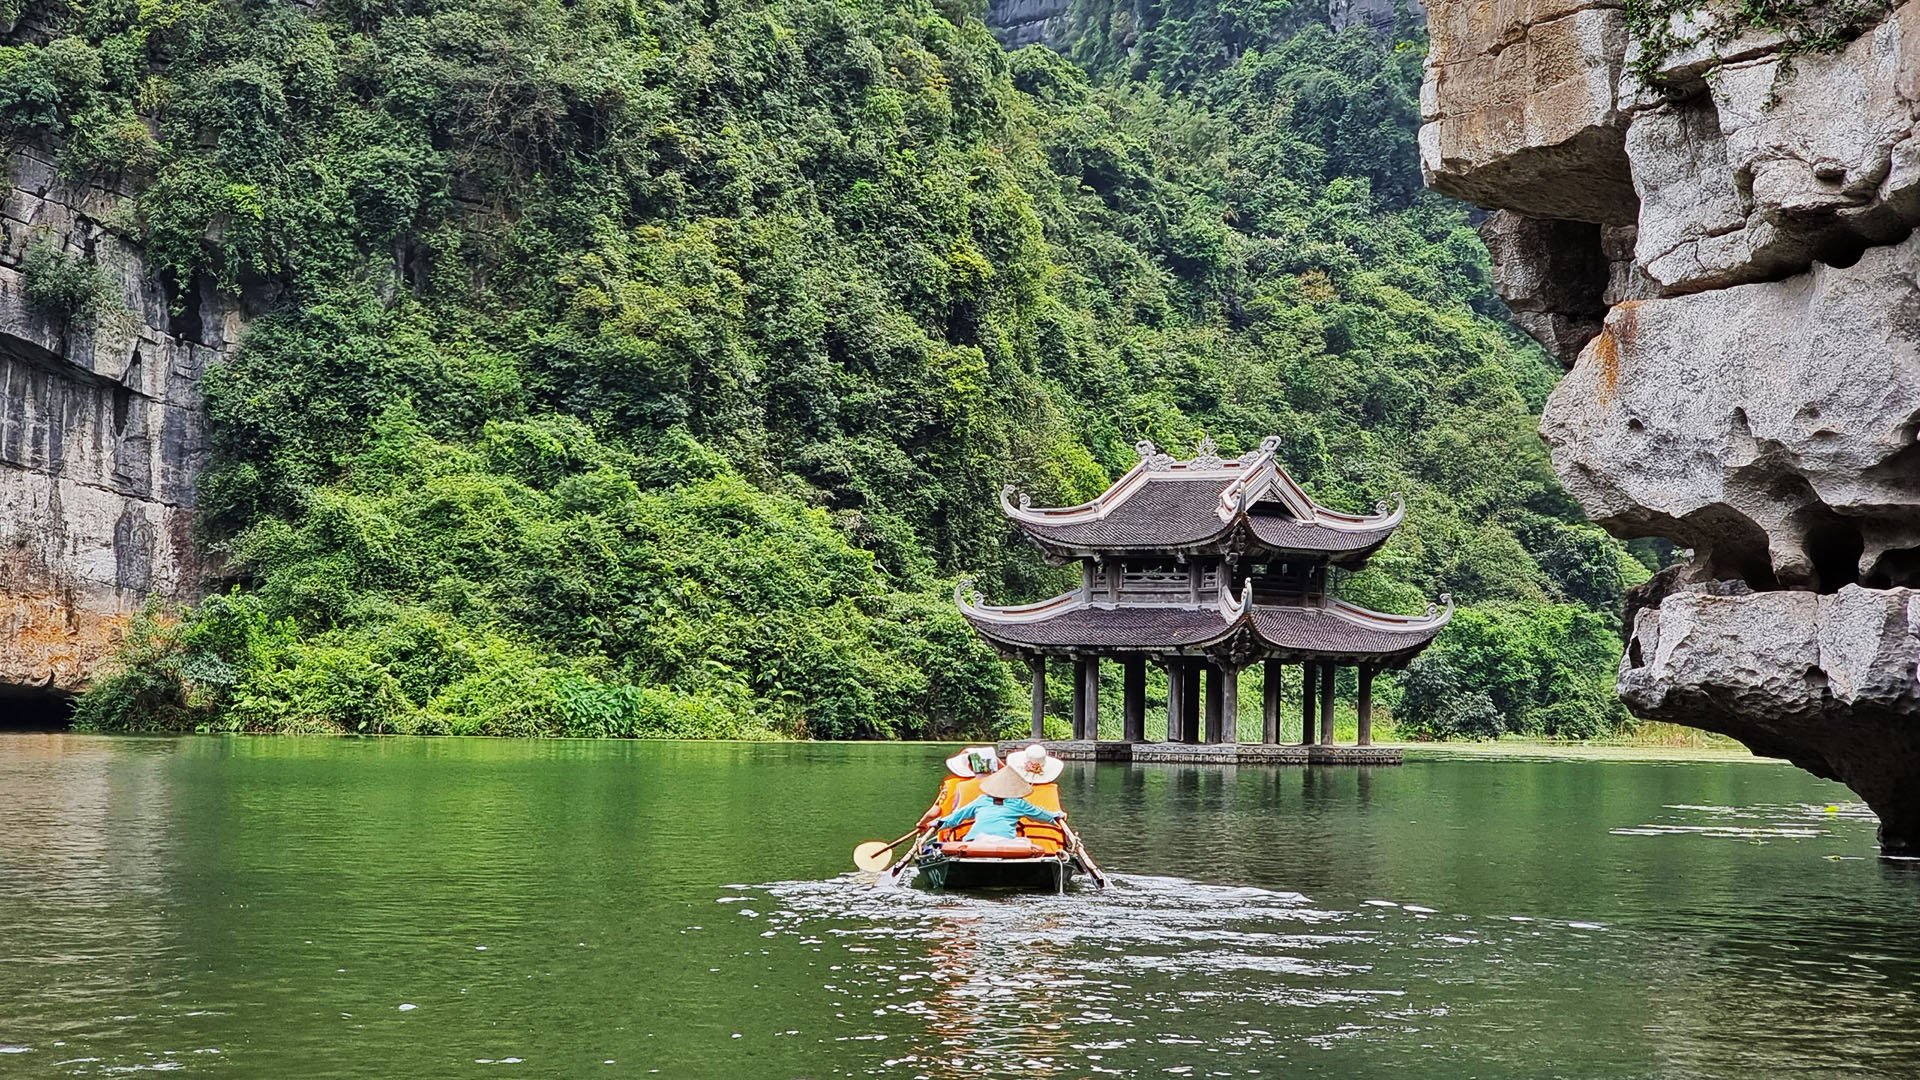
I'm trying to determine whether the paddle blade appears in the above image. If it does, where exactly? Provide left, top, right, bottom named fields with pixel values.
left=853, top=841, right=896, bottom=872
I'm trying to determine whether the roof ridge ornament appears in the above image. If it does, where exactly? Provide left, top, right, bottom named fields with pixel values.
left=1000, top=482, right=1034, bottom=513
left=1135, top=439, right=1175, bottom=472
left=1237, top=434, right=1282, bottom=466
left=1191, top=435, right=1223, bottom=470
left=955, top=574, right=985, bottom=614
left=1218, top=573, right=1255, bottom=620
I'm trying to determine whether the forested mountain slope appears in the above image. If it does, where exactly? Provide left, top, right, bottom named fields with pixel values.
left=14, top=0, right=1639, bottom=737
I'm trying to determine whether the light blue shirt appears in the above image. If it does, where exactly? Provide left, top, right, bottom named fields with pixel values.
left=937, top=794, right=1060, bottom=840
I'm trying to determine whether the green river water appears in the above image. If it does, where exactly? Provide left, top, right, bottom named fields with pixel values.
left=3, top=734, right=1918, bottom=1078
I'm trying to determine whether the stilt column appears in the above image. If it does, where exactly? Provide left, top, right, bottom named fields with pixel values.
left=1299, top=662, right=1317, bottom=746
left=1318, top=661, right=1336, bottom=745
left=1164, top=662, right=1186, bottom=743
left=1180, top=661, right=1203, bottom=743
left=1262, top=660, right=1282, bottom=744
left=1028, top=658, right=1047, bottom=739
left=1220, top=666, right=1240, bottom=745
left=1077, top=657, right=1101, bottom=740
left=1357, top=664, right=1376, bottom=747
left=1204, top=664, right=1225, bottom=744
left=1122, top=659, right=1147, bottom=742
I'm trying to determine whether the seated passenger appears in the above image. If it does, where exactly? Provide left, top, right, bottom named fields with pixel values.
left=915, top=746, right=1000, bottom=830
left=1006, top=742, right=1064, bottom=787
left=935, top=765, right=1060, bottom=840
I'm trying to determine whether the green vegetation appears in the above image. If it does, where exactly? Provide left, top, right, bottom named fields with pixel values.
left=36, top=0, right=1641, bottom=738
left=1624, top=0, right=1892, bottom=92
left=21, top=238, right=109, bottom=319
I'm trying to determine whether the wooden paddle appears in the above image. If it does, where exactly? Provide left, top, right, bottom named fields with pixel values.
left=853, top=827, right=922, bottom=873
left=1059, top=819, right=1110, bottom=889
left=879, top=826, right=937, bottom=885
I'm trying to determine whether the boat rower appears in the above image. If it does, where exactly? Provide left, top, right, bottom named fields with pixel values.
left=933, top=766, right=1059, bottom=839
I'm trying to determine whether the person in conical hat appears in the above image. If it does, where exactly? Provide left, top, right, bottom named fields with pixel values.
left=1008, top=743, right=1063, bottom=785
left=932, top=766, right=1061, bottom=840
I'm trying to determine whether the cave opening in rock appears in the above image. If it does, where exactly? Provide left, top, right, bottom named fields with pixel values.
left=1806, top=522, right=1864, bottom=593
left=0, top=685, right=76, bottom=731
left=1864, top=545, right=1920, bottom=590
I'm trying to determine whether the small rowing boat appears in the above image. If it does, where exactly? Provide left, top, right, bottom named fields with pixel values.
left=886, top=748, right=1108, bottom=892
left=909, top=836, right=1083, bottom=892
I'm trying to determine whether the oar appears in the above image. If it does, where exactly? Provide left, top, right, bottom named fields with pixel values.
left=880, top=826, right=937, bottom=886
left=853, top=827, right=921, bottom=873
left=1059, top=819, right=1110, bottom=889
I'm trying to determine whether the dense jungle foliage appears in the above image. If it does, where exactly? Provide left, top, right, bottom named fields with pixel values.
left=22, top=0, right=1646, bottom=738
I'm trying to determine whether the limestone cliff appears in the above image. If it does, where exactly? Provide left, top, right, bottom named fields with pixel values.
left=0, top=148, right=236, bottom=700
left=1422, top=0, right=1920, bottom=850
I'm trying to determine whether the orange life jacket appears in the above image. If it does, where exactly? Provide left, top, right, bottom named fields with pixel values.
left=932, top=777, right=1067, bottom=856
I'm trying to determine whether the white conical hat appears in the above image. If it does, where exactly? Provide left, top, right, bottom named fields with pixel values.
left=978, top=766, right=1036, bottom=800
left=944, top=746, right=1000, bottom=778
left=1008, top=742, right=1063, bottom=785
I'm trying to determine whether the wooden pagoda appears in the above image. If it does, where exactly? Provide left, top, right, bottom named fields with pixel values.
left=958, top=436, right=1450, bottom=752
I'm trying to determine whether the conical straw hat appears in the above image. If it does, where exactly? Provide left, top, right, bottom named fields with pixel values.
left=978, top=766, right=1034, bottom=800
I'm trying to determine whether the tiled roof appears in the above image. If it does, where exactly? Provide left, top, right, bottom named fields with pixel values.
left=962, top=602, right=1445, bottom=661
left=962, top=605, right=1237, bottom=649
left=1249, top=607, right=1444, bottom=656
left=1246, top=513, right=1397, bottom=555
left=1018, top=478, right=1235, bottom=548
left=1011, top=474, right=1398, bottom=561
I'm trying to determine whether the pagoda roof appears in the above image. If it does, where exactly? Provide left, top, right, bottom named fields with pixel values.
left=1000, top=436, right=1403, bottom=564
left=955, top=576, right=1451, bottom=667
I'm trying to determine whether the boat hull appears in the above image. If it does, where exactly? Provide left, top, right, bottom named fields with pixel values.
left=914, top=853, right=1077, bottom=892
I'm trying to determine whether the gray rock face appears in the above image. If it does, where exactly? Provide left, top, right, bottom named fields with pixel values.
left=1541, top=235, right=1920, bottom=593
left=1623, top=586, right=1920, bottom=853
left=1624, top=3, right=1920, bottom=294
left=1422, top=0, right=1920, bottom=850
left=985, top=0, right=1070, bottom=48
left=0, top=148, right=236, bottom=693
left=1419, top=0, right=1638, bottom=225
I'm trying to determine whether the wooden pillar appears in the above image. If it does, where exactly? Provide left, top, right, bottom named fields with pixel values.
left=1070, top=659, right=1085, bottom=740
left=1318, top=661, right=1336, bottom=745
left=1180, top=661, right=1203, bottom=743
left=1029, top=658, right=1047, bottom=739
left=1204, top=664, right=1225, bottom=744
left=1164, top=662, right=1185, bottom=743
left=1122, top=658, right=1147, bottom=742
left=1357, top=664, right=1376, bottom=747
left=1079, top=657, right=1101, bottom=740
left=1299, top=662, right=1317, bottom=746
left=1262, top=660, right=1282, bottom=744
left=1221, top=665, right=1240, bottom=745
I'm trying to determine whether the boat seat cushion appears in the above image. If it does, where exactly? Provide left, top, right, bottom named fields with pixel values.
left=939, top=837, right=1045, bottom=858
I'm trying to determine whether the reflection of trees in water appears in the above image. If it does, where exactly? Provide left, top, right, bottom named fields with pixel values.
left=0, top=735, right=180, bottom=1047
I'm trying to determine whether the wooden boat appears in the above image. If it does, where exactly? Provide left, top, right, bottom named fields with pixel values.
left=910, top=838, right=1080, bottom=892
left=899, top=775, right=1102, bottom=892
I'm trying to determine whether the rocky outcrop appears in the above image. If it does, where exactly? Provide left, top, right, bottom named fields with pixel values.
left=1422, top=0, right=1920, bottom=851
left=0, top=148, right=236, bottom=696
left=1623, top=586, right=1920, bottom=853
left=986, top=0, right=1071, bottom=49
left=985, top=0, right=1428, bottom=54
